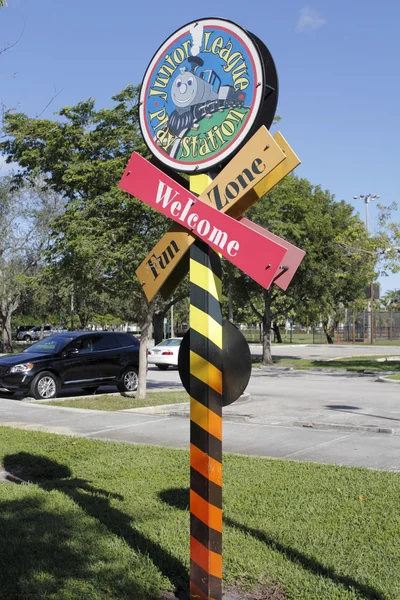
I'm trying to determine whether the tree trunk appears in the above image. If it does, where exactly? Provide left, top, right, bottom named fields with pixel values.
left=1, top=312, right=14, bottom=353
left=272, top=322, right=282, bottom=343
left=77, top=312, right=88, bottom=330
left=136, top=297, right=155, bottom=400
left=262, top=290, right=273, bottom=365
left=228, top=282, right=233, bottom=322
left=153, top=311, right=165, bottom=345
left=322, top=321, right=334, bottom=344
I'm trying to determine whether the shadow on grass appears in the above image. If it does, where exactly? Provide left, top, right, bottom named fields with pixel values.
left=159, top=488, right=385, bottom=600
left=3, top=453, right=189, bottom=599
left=0, top=495, right=153, bottom=599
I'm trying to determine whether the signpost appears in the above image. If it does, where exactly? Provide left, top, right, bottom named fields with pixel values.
left=119, top=17, right=305, bottom=599
left=136, top=129, right=301, bottom=301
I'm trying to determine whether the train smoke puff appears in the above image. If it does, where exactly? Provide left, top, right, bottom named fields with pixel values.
left=190, top=23, right=203, bottom=56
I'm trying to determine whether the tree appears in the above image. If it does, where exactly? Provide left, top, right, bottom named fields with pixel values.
left=225, top=175, right=377, bottom=363
left=375, top=202, right=400, bottom=278
left=1, top=86, right=187, bottom=397
left=0, top=175, right=63, bottom=351
left=381, top=289, right=400, bottom=311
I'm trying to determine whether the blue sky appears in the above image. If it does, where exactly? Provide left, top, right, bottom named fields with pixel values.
left=1, top=0, right=399, bottom=294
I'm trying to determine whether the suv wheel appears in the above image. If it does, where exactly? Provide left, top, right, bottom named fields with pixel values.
left=23, top=335, right=32, bottom=342
left=30, top=371, right=59, bottom=400
left=117, top=367, right=138, bottom=393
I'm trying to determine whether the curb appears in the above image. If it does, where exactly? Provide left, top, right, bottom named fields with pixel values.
left=20, top=388, right=179, bottom=404
left=293, top=421, right=397, bottom=435
left=258, top=366, right=385, bottom=377
left=120, top=392, right=252, bottom=414
left=259, top=366, right=399, bottom=377
left=377, top=376, right=400, bottom=384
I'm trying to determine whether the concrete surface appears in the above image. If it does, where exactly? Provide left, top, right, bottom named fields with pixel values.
left=227, top=368, right=400, bottom=434
left=0, top=345, right=399, bottom=471
left=1, top=373, right=400, bottom=470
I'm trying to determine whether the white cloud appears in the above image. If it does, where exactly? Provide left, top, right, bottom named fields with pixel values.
left=297, top=7, right=326, bottom=32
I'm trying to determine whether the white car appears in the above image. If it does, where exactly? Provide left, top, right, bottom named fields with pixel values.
left=147, top=338, right=182, bottom=370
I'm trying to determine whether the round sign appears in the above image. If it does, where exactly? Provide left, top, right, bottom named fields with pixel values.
left=178, top=320, right=252, bottom=406
left=139, top=18, right=278, bottom=173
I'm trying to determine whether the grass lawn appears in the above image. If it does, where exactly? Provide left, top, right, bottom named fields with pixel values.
left=386, top=374, right=400, bottom=381
left=258, top=356, right=400, bottom=373
left=45, top=391, right=189, bottom=412
left=0, top=427, right=399, bottom=600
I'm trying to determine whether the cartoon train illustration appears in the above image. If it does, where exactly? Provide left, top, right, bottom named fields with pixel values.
left=168, top=56, right=246, bottom=136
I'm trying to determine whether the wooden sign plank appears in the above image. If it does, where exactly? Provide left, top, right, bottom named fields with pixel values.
left=119, top=153, right=288, bottom=290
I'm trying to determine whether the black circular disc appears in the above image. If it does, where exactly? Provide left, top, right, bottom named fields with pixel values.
left=178, top=320, right=252, bottom=406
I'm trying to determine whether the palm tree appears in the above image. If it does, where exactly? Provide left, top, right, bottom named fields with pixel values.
left=0, top=1, right=8, bottom=7
left=381, top=289, right=400, bottom=310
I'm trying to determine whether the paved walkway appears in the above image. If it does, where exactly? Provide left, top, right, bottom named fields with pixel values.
left=1, top=395, right=400, bottom=471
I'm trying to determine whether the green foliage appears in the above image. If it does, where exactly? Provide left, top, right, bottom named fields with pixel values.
left=375, top=202, right=400, bottom=276
left=0, top=175, right=62, bottom=350
left=2, top=86, right=148, bottom=198
left=1, top=86, right=187, bottom=331
left=223, top=175, right=380, bottom=359
left=381, top=289, right=400, bottom=311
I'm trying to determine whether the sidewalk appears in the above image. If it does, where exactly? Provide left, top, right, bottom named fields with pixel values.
left=1, top=395, right=400, bottom=471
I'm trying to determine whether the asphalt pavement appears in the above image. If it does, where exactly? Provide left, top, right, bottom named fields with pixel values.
left=0, top=344, right=399, bottom=471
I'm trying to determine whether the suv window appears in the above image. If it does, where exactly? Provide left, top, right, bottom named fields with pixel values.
left=115, top=333, right=139, bottom=348
left=93, top=334, right=119, bottom=351
left=44, top=326, right=52, bottom=331
left=68, top=336, right=94, bottom=354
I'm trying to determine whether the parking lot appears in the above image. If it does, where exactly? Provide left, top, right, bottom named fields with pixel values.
left=0, top=344, right=399, bottom=470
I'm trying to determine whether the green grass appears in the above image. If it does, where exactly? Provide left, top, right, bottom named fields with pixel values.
left=45, top=391, right=189, bottom=412
left=263, top=356, right=400, bottom=373
left=0, top=427, right=399, bottom=599
left=386, top=374, right=400, bottom=381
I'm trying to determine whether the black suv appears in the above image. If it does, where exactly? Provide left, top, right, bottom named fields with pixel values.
left=0, top=331, right=140, bottom=399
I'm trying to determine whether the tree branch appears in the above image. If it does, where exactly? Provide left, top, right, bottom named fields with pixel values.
left=36, top=87, right=64, bottom=118
left=242, top=280, right=263, bottom=321
left=0, top=20, right=25, bottom=57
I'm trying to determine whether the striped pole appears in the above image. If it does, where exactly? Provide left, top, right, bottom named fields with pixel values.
left=189, top=174, right=223, bottom=600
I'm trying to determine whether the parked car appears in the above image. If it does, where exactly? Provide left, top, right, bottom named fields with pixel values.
left=16, top=325, right=68, bottom=342
left=0, top=331, right=140, bottom=399
left=13, top=325, right=35, bottom=340
left=147, top=338, right=182, bottom=369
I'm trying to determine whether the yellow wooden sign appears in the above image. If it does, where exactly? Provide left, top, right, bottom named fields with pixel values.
left=136, top=128, right=300, bottom=301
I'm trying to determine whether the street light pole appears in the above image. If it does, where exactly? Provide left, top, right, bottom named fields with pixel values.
left=353, top=194, right=380, bottom=344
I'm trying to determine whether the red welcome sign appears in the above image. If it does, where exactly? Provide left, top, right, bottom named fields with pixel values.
left=119, top=153, right=288, bottom=290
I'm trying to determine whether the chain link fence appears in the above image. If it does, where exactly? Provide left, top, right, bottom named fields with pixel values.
left=237, top=312, right=400, bottom=344
left=336, top=310, right=400, bottom=343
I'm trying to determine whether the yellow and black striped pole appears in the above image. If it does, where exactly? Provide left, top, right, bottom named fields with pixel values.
left=189, top=175, right=223, bottom=600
